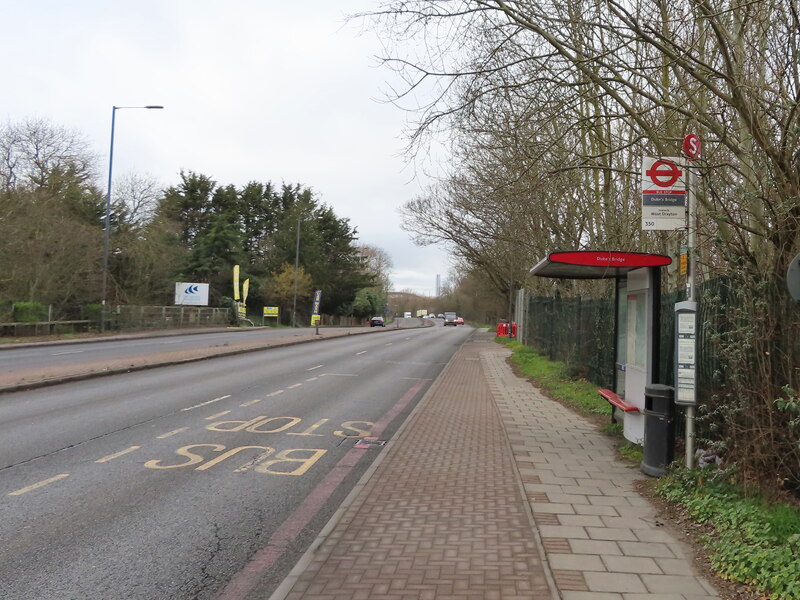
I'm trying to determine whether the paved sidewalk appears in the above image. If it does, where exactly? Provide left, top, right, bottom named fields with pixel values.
left=270, top=330, right=719, bottom=600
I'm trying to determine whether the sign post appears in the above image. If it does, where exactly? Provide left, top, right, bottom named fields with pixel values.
left=680, top=134, right=701, bottom=468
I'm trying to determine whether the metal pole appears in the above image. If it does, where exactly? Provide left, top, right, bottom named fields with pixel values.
left=292, top=210, right=301, bottom=328
left=101, top=106, right=118, bottom=333
left=685, top=164, right=697, bottom=469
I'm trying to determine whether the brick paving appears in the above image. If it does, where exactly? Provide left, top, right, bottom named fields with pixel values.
left=271, top=330, right=720, bottom=600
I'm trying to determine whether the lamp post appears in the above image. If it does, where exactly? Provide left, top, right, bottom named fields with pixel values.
left=101, top=105, right=163, bottom=331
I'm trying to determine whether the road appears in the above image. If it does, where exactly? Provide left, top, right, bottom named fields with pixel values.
left=0, top=323, right=473, bottom=600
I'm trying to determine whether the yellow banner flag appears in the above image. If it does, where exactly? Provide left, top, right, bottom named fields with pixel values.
left=233, top=265, right=240, bottom=300
left=242, top=279, right=249, bottom=305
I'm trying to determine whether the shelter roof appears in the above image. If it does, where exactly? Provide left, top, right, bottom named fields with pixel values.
left=530, top=250, right=672, bottom=279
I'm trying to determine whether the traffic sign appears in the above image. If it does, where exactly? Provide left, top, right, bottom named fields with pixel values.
left=682, top=134, right=701, bottom=160
left=641, top=157, right=686, bottom=231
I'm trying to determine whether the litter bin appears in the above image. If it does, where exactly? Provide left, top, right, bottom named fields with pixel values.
left=640, top=384, right=676, bottom=477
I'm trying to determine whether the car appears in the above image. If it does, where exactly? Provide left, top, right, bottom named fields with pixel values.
left=456, top=316, right=464, bottom=325
left=443, top=312, right=457, bottom=326
left=437, top=313, right=444, bottom=319
left=369, top=316, right=385, bottom=327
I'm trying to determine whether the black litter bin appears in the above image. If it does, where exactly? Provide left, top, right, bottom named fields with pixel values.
left=640, top=384, right=676, bottom=477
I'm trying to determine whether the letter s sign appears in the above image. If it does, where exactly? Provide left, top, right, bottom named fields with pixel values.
left=682, top=134, right=701, bottom=160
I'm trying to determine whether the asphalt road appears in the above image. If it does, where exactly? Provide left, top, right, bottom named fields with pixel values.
left=0, top=323, right=474, bottom=600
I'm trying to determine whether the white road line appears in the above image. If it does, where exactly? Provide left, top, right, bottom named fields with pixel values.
left=50, top=350, right=84, bottom=356
left=305, top=377, right=318, bottom=382
left=95, top=446, right=140, bottom=463
left=158, top=427, right=190, bottom=438
left=240, top=398, right=262, bottom=407
left=161, top=340, right=182, bottom=344
left=322, top=373, right=359, bottom=377
left=181, top=395, right=231, bottom=412
left=385, top=343, right=393, bottom=346
left=306, top=365, right=324, bottom=371
left=356, top=351, right=367, bottom=355
left=9, top=474, right=70, bottom=496
left=288, top=383, right=302, bottom=389
left=267, top=390, right=284, bottom=397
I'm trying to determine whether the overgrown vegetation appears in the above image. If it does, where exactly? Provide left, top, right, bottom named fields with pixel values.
left=657, top=470, right=800, bottom=600
left=500, top=336, right=800, bottom=600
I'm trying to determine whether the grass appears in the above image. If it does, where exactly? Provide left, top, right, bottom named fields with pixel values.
left=497, top=335, right=800, bottom=600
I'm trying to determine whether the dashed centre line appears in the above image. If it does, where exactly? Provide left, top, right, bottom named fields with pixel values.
left=305, top=377, right=318, bottom=382
left=50, top=350, right=84, bottom=356
left=8, top=474, right=70, bottom=496
left=240, top=398, right=262, bottom=407
left=306, top=365, right=324, bottom=371
left=181, top=395, right=231, bottom=412
left=95, top=446, right=140, bottom=463
left=205, top=411, right=231, bottom=421
left=288, top=384, right=302, bottom=389
left=355, top=351, right=367, bottom=355
left=267, top=390, right=284, bottom=397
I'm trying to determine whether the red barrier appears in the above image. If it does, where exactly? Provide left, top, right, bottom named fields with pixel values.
left=510, top=323, right=517, bottom=338
left=496, top=322, right=509, bottom=337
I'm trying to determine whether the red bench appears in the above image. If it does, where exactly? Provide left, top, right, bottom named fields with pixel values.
left=598, top=388, right=639, bottom=423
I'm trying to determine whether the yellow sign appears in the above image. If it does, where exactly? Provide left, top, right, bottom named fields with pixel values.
left=263, top=306, right=279, bottom=317
left=237, top=305, right=246, bottom=318
left=311, top=314, right=321, bottom=326
left=680, top=252, right=688, bottom=275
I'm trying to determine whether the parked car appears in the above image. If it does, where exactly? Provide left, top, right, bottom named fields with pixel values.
left=456, top=316, right=464, bottom=325
left=443, top=312, right=458, bottom=326
left=437, top=313, right=444, bottom=319
left=369, top=316, right=385, bottom=327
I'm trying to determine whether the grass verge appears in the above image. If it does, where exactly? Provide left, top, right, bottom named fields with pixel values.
left=497, top=336, right=800, bottom=600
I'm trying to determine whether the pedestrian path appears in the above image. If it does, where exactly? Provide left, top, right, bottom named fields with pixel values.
left=270, top=330, right=719, bottom=600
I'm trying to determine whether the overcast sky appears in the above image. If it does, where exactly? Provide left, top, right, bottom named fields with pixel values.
left=2, top=0, right=452, bottom=296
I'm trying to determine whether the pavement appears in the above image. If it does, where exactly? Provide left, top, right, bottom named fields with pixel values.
left=268, top=328, right=721, bottom=600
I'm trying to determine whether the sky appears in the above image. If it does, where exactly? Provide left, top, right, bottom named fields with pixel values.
left=1, top=0, right=453, bottom=296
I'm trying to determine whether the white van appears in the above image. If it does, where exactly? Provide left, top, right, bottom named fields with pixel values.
left=403, top=311, right=412, bottom=318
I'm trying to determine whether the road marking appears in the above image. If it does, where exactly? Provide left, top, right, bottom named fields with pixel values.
left=9, top=474, right=70, bottom=496
left=50, top=350, right=84, bottom=356
left=158, top=427, right=189, bottom=438
left=95, top=446, right=140, bottom=463
left=162, top=340, right=182, bottom=344
left=306, top=364, right=324, bottom=371
left=322, top=373, right=358, bottom=377
left=267, top=390, right=284, bottom=397
left=181, top=395, right=231, bottom=412
left=355, top=351, right=367, bottom=355
left=305, top=377, right=318, bottom=382
left=288, top=383, right=302, bottom=389
left=240, top=398, right=262, bottom=407
left=205, top=411, right=231, bottom=420
left=385, top=343, right=393, bottom=346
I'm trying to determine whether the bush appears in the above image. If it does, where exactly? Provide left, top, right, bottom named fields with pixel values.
left=12, top=302, right=47, bottom=322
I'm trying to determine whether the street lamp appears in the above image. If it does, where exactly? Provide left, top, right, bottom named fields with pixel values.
left=101, top=105, right=163, bottom=331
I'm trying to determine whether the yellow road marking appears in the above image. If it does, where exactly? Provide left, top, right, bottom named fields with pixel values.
left=205, top=411, right=231, bottom=420
left=267, top=390, right=284, bottom=397
left=240, top=398, right=262, bottom=407
left=158, top=427, right=190, bottom=438
left=9, top=474, right=69, bottom=496
left=95, top=446, right=140, bottom=463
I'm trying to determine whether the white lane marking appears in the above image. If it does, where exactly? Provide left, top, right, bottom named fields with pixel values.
left=305, top=377, right=318, bottom=382
left=241, top=398, right=262, bottom=407
left=158, top=427, right=189, bottom=438
left=322, top=373, right=358, bottom=377
left=306, top=365, right=324, bottom=371
left=288, top=383, right=302, bottom=389
left=95, top=446, right=140, bottom=463
left=385, top=343, right=393, bottom=346
left=356, top=351, right=367, bottom=355
left=50, top=350, right=84, bottom=356
left=267, top=390, right=284, bottom=397
left=9, top=474, right=70, bottom=496
left=181, top=395, right=231, bottom=412
left=162, top=340, right=182, bottom=345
